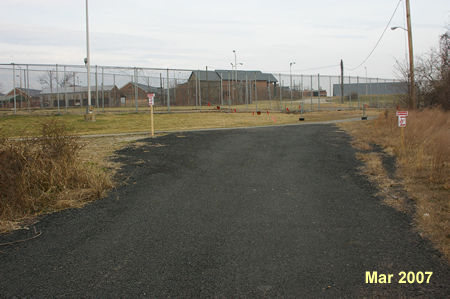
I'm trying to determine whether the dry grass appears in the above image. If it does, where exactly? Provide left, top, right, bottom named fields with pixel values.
left=0, top=120, right=113, bottom=233
left=0, top=109, right=380, bottom=138
left=339, top=108, right=450, bottom=262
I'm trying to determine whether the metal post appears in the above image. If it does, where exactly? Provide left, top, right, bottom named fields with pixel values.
left=73, top=72, right=77, bottom=107
left=95, top=65, right=98, bottom=108
left=166, top=68, right=170, bottom=111
left=12, top=63, right=16, bottom=114
left=85, top=0, right=92, bottom=114
left=349, top=75, right=351, bottom=108
left=220, top=73, right=223, bottom=106
left=365, top=67, right=368, bottom=107
left=134, top=69, right=138, bottom=112
left=101, top=67, right=104, bottom=112
left=56, top=64, right=60, bottom=113
left=197, top=70, right=201, bottom=109
left=63, top=66, right=67, bottom=112
left=113, top=74, right=116, bottom=107
left=279, top=73, right=282, bottom=111
left=206, top=66, right=209, bottom=103
left=195, top=71, right=198, bottom=108
left=310, top=75, right=313, bottom=111
left=228, top=72, right=231, bottom=109
left=245, top=73, right=248, bottom=110
left=174, top=77, right=177, bottom=106
left=267, top=74, right=272, bottom=111
left=26, top=65, right=30, bottom=112
left=357, top=76, right=360, bottom=109
left=317, top=73, right=320, bottom=110
left=329, top=76, right=331, bottom=99
left=254, top=72, right=258, bottom=111
left=300, top=74, right=303, bottom=100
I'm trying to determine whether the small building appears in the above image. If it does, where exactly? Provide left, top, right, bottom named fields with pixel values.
left=1, top=88, right=41, bottom=108
left=40, top=85, right=121, bottom=108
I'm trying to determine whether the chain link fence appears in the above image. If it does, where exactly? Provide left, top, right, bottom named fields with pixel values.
left=0, top=63, right=407, bottom=115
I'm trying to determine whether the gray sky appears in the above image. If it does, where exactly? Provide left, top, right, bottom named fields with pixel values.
left=0, top=0, right=448, bottom=78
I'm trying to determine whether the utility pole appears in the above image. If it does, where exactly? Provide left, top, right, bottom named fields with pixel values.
left=340, top=59, right=344, bottom=104
left=405, top=0, right=416, bottom=109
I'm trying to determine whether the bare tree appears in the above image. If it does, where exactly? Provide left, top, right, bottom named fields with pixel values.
left=39, top=70, right=56, bottom=91
left=395, top=31, right=449, bottom=110
left=39, top=70, right=76, bottom=90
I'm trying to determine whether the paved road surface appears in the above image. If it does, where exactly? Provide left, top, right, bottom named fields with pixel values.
left=1, top=124, right=449, bottom=297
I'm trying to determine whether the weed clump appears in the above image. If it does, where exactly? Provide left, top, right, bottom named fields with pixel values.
left=0, top=119, right=112, bottom=229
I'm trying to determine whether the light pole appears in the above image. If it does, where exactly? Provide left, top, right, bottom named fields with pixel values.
left=391, top=0, right=415, bottom=109
left=85, top=0, right=92, bottom=116
left=289, top=62, right=295, bottom=104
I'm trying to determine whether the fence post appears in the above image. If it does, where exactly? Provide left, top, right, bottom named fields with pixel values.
left=348, top=75, right=351, bottom=108
left=267, top=74, right=272, bottom=111
left=12, top=63, right=16, bottom=114
left=279, top=73, right=282, bottom=111
left=228, top=72, right=231, bottom=110
left=195, top=71, right=198, bottom=108
left=245, top=74, right=248, bottom=110
left=100, top=67, right=104, bottom=112
left=317, top=73, right=320, bottom=110
left=113, top=73, right=116, bottom=107
left=357, top=76, right=360, bottom=109
left=310, top=75, right=313, bottom=111
left=26, top=65, right=30, bottom=112
left=95, top=65, right=99, bottom=108
left=300, top=75, right=304, bottom=114
left=56, top=64, right=60, bottom=114
left=220, top=73, right=223, bottom=106
left=254, top=72, right=258, bottom=111
left=199, top=70, right=202, bottom=108
left=63, top=66, right=68, bottom=112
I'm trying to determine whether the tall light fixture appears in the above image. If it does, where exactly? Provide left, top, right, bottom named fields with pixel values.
left=85, top=0, right=92, bottom=114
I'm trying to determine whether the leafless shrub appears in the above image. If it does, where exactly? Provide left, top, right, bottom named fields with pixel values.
left=0, top=120, right=112, bottom=225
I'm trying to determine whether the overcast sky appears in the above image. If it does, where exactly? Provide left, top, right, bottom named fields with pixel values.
left=0, top=0, right=448, bottom=78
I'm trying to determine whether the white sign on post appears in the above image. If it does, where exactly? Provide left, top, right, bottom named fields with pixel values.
left=147, top=93, right=155, bottom=105
left=398, top=116, right=407, bottom=127
left=396, top=111, right=408, bottom=128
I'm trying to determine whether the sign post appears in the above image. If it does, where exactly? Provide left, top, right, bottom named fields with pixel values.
left=396, top=111, right=408, bottom=153
left=148, top=93, right=155, bottom=138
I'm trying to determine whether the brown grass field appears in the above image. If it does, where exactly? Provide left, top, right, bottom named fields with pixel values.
left=339, top=109, right=450, bottom=262
left=0, top=109, right=380, bottom=138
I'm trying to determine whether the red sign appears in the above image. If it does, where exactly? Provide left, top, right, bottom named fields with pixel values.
left=396, top=111, right=408, bottom=117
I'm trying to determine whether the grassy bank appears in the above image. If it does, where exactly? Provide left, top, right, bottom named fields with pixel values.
left=339, top=109, right=449, bottom=261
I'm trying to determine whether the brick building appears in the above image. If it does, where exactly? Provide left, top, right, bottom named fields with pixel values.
left=119, top=82, right=161, bottom=106
left=1, top=88, right=41, bottom=108
left=40, top=85, right=120, bottom=107
left=186, top=70, right=278, bottom=106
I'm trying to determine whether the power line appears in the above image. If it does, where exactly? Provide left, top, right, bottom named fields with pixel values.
left=347, top=0, right=402, bottom=71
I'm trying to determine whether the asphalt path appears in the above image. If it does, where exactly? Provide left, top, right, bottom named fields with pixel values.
left=1, top=124, right=449, bottom=297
